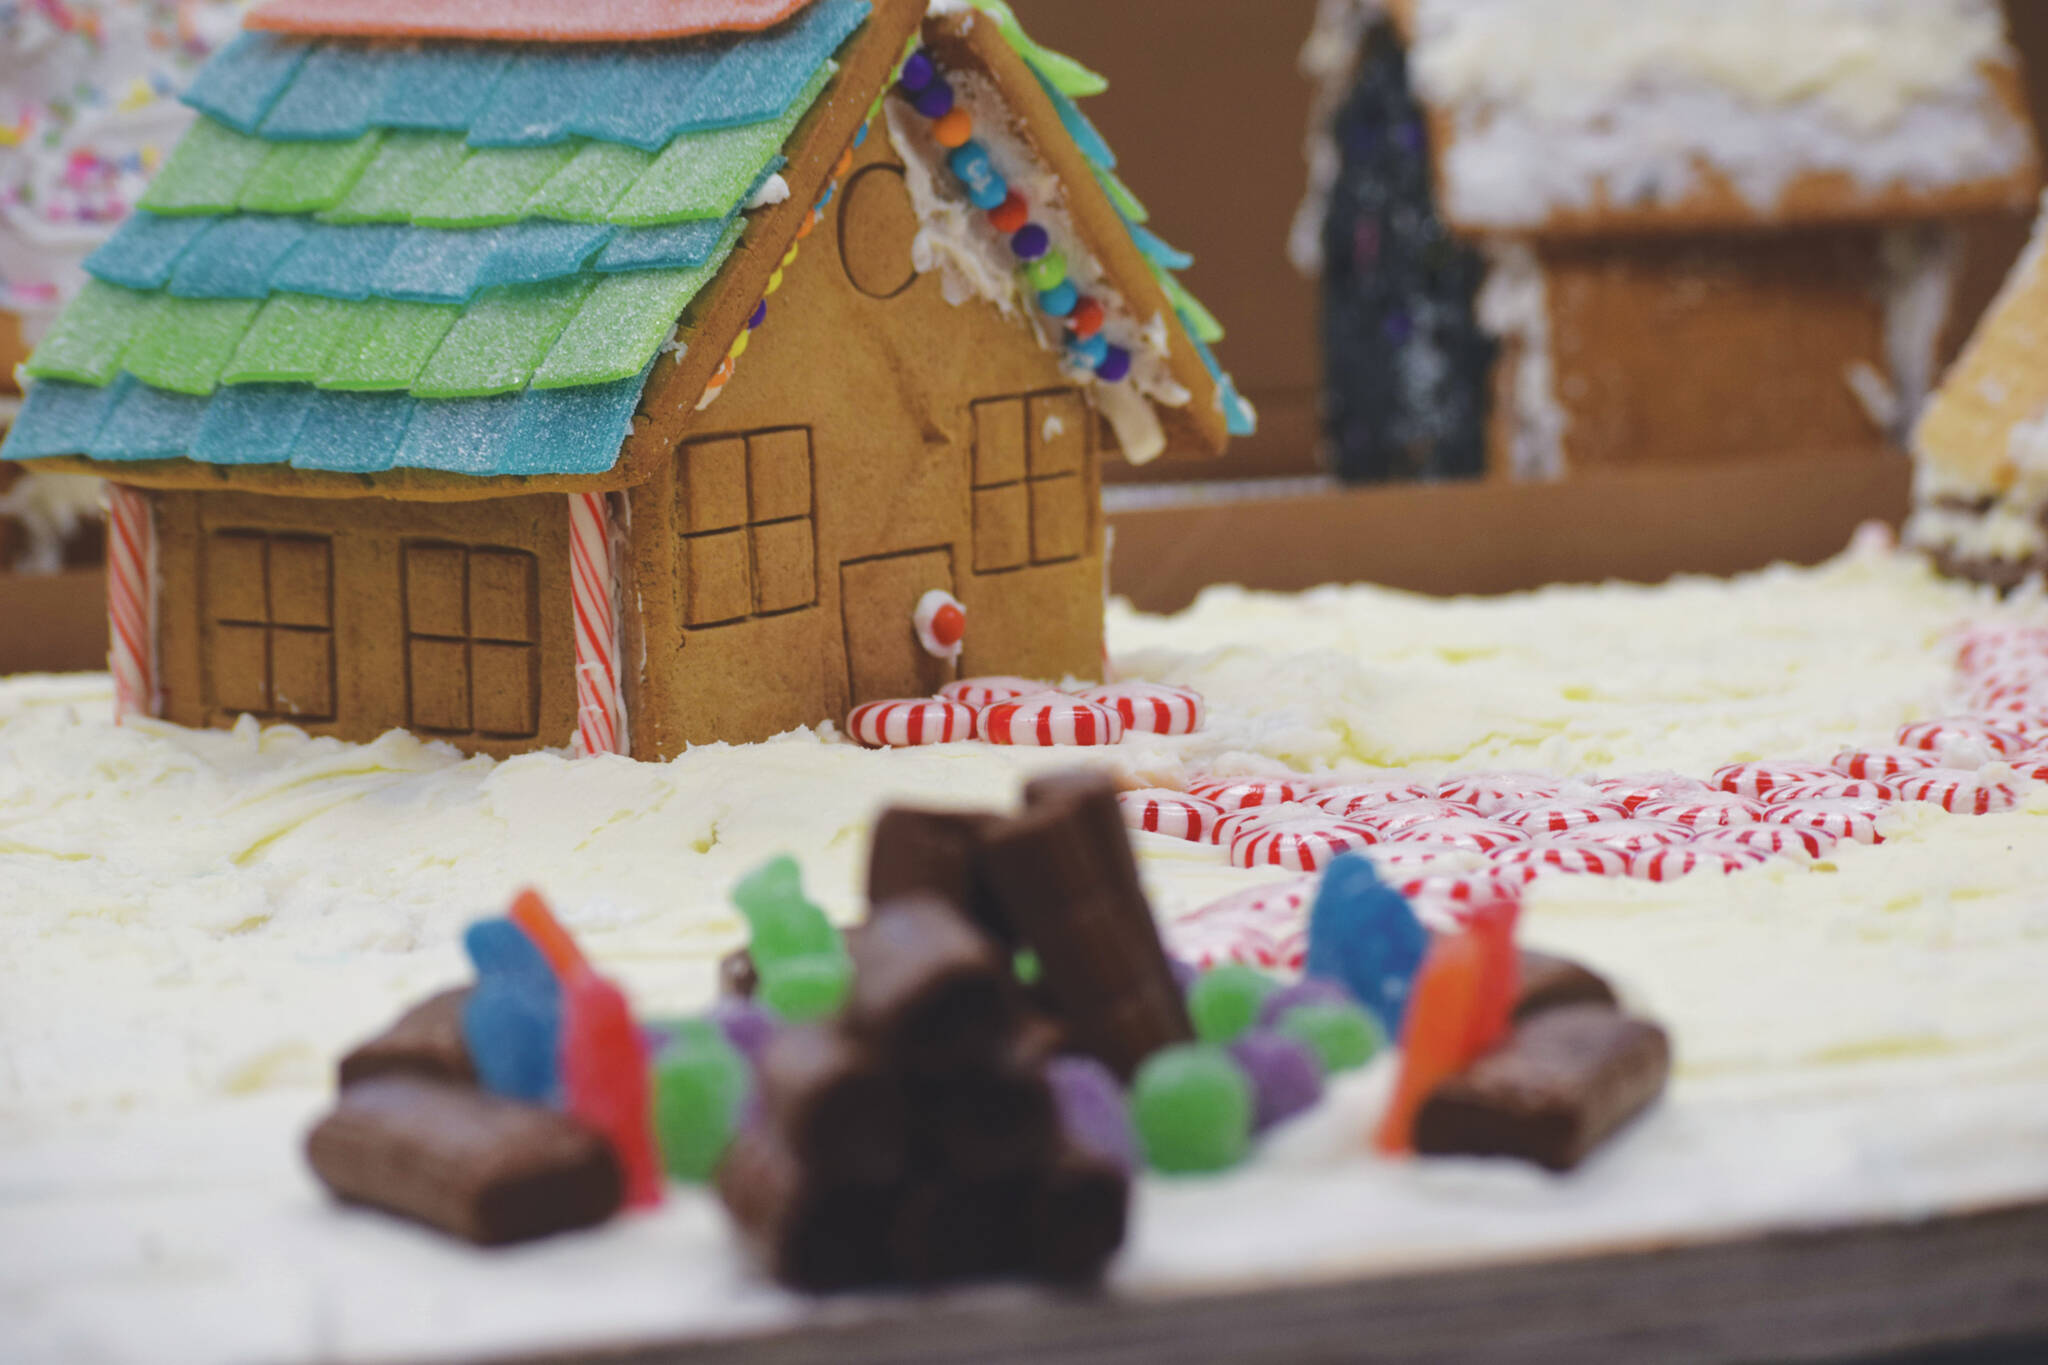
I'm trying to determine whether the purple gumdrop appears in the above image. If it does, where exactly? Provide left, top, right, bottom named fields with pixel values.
left=1046, top=1055, right=1137, bottom=1174
left=711, top=998, right=778, bottom=1066
left=1229, top=1031, right=1325, bottom=1133
left=912, top=80, right=954, bottom=120
left=899, top=50, right=936, bottom=95
left=1168, top=956, right=1200, bottom=993
left=1257, top=978, right=1354, bottom=1031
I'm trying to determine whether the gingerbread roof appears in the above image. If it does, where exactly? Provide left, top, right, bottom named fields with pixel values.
left=3, top=0, right=1246, bottom=495
left=1320, top=0, right=2042, bottom=240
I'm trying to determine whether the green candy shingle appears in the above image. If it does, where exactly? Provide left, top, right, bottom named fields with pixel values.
left=412, top=144, right=578, bottom=228
left=318, top=299, right=461, bottom=391
left=412, top=277, right=595, bottom=398
left=139, top=117, right=271, bottom=216
left=609, top=63, right=831, bottom=228
left=221, top=294, right=355, bottom=385
left=239, top=132, right=385, bottom=215
left=322, top=133, right=474, bottom=224
left=21, top=280, right=156, bottom=386
left=121, top=296, right=263, bottom=395
left=533, top=222, right=741, bottom=389
left=525, top=141, right=656, bottom=223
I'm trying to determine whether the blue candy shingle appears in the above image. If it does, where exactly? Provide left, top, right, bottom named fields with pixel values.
left=259, top=43, right=399, bottom=142
left=566, top=47, right=723, bottom=152
left=593, top=216, right=733, bottom=273
left=500, top=366, right=651, bottom=475
left=92, top=377, right=211, bottom=460
left=289, top=390, right=415, bottom=473
left=0, top=381, right=122, bottom=460
left=191, top=384, right=319, bottom=464
left=270, top=223, right=411, bottom=301
left=376, top=227, right=514, bottom=303
left=393, top=392, right=525, bottom=473
left=83, top=213, right=215, bottom=291
left=180, top=32, right=312, bottom=134
left=166, top=217, right=313, bottom=299
left=373, top=47, right=515, bottom=132
left=474, top=222, right=616, bottom=291
left=667, top=0, right=869, bottom=136
left=467, top=50, right=606, bottom=148
left=1036, top=70, right=1116, bottom=170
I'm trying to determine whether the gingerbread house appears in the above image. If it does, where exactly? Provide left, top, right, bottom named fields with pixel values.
left=0, top=0, right=1250, bottom=759
left=1294, top=0, right=2042, bottom=484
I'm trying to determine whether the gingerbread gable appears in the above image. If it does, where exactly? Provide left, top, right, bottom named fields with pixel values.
left=2, top=0, right=1246, bottom=494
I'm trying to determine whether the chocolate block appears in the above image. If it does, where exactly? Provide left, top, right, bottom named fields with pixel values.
left=890, top=1176, right=1034, bottom=1284
left=1515, top=950, right=1618, bottom=1021
left=756, top=1026, right=909, bottom=1187
left=1028, top=1137, right=1130, bottom=1284
left=719, top=947, right=759, bottom=999
left=717, top=1133, right=901, bottom=1292
left=305, top=1076, right=622, bottom=1246
left=916, top=1060, right=1059, bottom=1180
left=337, top=988, right=476, bottom=1089
left=847, top=896, right=1015, bottom=1074
left=1413, top=1005, right=1672, bottom=1173
left=978, top=771, right=1193, bottom=1080
left=867, top=807, right=1012, bottom=945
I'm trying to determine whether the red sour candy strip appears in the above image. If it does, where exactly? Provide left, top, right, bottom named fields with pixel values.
left=1376, top=931, right=1485, bottom=1155
left=562, top=973, right=664, bottom=1209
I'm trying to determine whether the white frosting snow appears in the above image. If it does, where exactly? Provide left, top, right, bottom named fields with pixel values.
left=5, top=545, right=2048, bottom=1361
left=0, top=468, right=103, bottom=573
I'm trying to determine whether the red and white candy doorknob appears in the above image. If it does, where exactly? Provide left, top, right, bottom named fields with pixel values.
left=914, top=590, right=967, bottom=661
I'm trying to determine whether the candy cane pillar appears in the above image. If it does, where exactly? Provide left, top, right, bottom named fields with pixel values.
left=568, top=492, right=628, bottom=758
left=106, top=482, right=157, bottom=722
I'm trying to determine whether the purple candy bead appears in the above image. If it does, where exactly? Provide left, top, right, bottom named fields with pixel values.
left=1047, top=1055, right=1137, bottom=1173
left=1168, top=956, right=1200, bottom=993
left=1097, top=344, right=1132, bottom=383
left=748, top=299, right=767, bottom=331
left=1257, top=978, right=1354, bottom=1031
left=912, top=81, right=954, bottom=120
left=899, top=50, right=936, bottom=95
left=1228, top=1031, right=1325, bottom=1133
left=711, top=998, right=777, bottom=1066
left=1011, top=224, right=1051, bottom=262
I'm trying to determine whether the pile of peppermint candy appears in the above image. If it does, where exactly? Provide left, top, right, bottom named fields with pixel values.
left=1149, top=623, right=2048, bottom=972
left=847, top=678, right=1205, bottom=748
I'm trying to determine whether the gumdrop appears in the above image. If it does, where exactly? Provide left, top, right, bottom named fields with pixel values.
left=1275, top=1001, right=1383, bottom=1076
left=708, top=998, right=778, bottom=1065
left=731, top=856, right=843, bottom=967
left=1304, top=853, right=1428, bottom=1037
left=1047, top=1054, right=1137, bottom=1173
left=651, top=1026, right=751, bottom=1183
left=1131, top=1044, right=1253, bottom=1175
left=1255, top=977, right=1352, bottom=1030
left=1187, top=964, right=1280, bottom=1045
left=461, top=917, right=562, bottom=1104
left=562, top=972, right=664, bottom=1208
left=1227, top=1031, right=1325, bottom=1132
left=756, top=953, right=852, bottom=1024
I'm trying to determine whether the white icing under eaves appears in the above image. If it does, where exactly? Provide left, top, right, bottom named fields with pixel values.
left=883, top=77, right=1189, bottom=465
left=1872, top=224, right=1965, bottom=443
left=745, top=174, right=792, bottom=210
left=1290, top=0, right=1385, bottom=275
left=0, top=470, right=104, bottom=575
left=1410, top=0, right=2030, bottom=228
left=1474, top=242, right=1566, bottom=481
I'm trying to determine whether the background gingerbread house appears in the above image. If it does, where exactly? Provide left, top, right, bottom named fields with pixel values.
left=1294, top=0, right=2044, bottom=484
left=0, top=0, right=1247, bottom=756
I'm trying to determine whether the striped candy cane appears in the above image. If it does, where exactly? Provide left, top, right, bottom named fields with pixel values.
left=106, top=483, right=156, bottom=722
left=568, top=492, right=627, bottom=758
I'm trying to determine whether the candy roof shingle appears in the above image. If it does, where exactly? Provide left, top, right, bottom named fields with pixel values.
left=4, top=0, right=1248, bottom=488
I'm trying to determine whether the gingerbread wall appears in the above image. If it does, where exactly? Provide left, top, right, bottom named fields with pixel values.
left=619, top=116, right=1106, bottom=759
left=153, top=488, right=579, bottom=757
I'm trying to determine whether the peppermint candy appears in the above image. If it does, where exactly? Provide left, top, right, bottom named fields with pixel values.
left=981, top=696, right=1124, bottom=747
left=1168, top=914, right=1294, bottom=972
left=1230, top=816, right=1380, bottom=872
left=1495, top=798, right=1630, bottom=834
left=1366, top=844, right=1483, bottom=878
left=1629, top=843, right=1772, bottom=882
left=2013, top=754, right=2048, bottom=784
left=1212, top=802, right=1320, bottom=848
left=1117, top=789, right=1225, bottom=843
left=1719, top=823, right=1838, bottom=859
left=1895, top=718, right=2029, bottom=760
left=1437, top=772, right=1565, bottom=814
left=847, top=698, right=978, bottom=748
left=1078, top=682, right=1205, bottom=736
left=1398, top=873, right=1523, bottom=917
left=1888, top=768, right=2025, bottom=815
left=1310, top=780, right=1434, bottom=818
left=1354, top=798, right=1485, bottom=832
left=1558, top=819, right=1695, bottom=855
left=1711, top=762, right=1838, bottom=800
left=1490, top=841, right=1632, bottom=878
left=1383, top=817, right=1528, bottom=854
left=1765, top=798, right=1888, bottom=845
left=1588, top=772, right=1712, bottom=813
left=1957, top=627, right=2048, bottom=674
left=1760, top=778, right=1897, bottom=806
left=1635, top=794, right=1767, bottom=830
left=1188, top=777, right=1312, bottom=811
left=940, top=676, right=1047, bottom=709
left=1831, top=746, right=1944, bottom=781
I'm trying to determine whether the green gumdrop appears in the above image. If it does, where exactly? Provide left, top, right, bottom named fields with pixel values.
left=1277, top=1001, right=1384, bottom=1075
left=731, top=855, right=841, bottom=967
left=1132, top=1044, right=1253, bottom=1175
left=651, top=1031, right=750, bottom=1183
left=1187, top=965, right=1279, bottom=1046
left=758, top=952, right=852, bottom=1024
left=1014, top=948, right=1043, bottom=987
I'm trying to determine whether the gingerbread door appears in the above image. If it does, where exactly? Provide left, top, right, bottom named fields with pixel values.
left=840, top=549, right=957, bottom=703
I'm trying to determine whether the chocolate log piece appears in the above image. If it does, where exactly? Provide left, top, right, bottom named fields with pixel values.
left=914, top=1060, right=1059, bottom=1180
left=717, top=1133, right=901, bottom=1292
left=1028, top=1137, right=1131, bottom=1284
left=1414, top=1005, right=1672, bottom=1173
left=337, top=988, right=476, bottom=1089
left=719, top=947, right=760, bottom=1000
left=305, top=1076, right=622, bottom=1246
left=978, top=771, right=1193, bottom=1081
left=1515, top=950, right=1618, bottom=1021
left=890, top=1177, right=1034, bottom=1284
left=847, top=896, right=1015, bottom=1074
left=867, top=807, right=1012, bottom=945
left=756, top=1026, right=909, bottom=1187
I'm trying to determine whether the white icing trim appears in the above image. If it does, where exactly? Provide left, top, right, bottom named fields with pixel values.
left=1474, top=243, right=1567, bottom=481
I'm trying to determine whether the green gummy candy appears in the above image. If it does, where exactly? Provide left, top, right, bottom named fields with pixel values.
left=730, top=855, right=840, bottom=966
left=240, top=132, right=384, bottom=215
left=324, top=133, right=472, bottom=224
left=22, top=280, right=156, bottom=386
left=141, top=117, right=270, bottom=216
left=652, top=1029, right=750, bottom=1183
left=758, top=952, right=851, bottom=1024
left=1277, top=1002, right=1384, bottom=1076
left=1014, top=948, right=1043, bottom=987
left=1187, top=965, right=1279, bottom=1046
left=1133, top=1044, right=1252, bottom=1176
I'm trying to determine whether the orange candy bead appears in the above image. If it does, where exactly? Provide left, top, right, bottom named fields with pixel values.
left=988, top=190, right=1029, bottom=234
left=933, top=108, right=973, bottom=149
left=1069, top=296, right=1105, bottom=340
